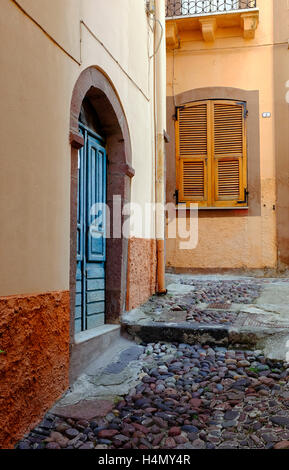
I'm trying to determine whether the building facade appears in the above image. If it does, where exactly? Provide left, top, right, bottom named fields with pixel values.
left=165, top=0, right=289, bottom=272
left=0, top=0, right=166, bottom=448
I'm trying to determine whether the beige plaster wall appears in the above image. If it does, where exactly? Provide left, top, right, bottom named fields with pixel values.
left=0, top=0, right=159, bottom=296
left=165, top=0, right=287, bottom=271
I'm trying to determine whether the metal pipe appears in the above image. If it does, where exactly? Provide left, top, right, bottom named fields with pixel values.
left=154, top=0, right=167, bottom=294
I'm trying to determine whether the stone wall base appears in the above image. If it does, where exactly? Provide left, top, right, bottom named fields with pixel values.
left=0, top=291, right=70, bottom=449
left=126, top=238, right=157, bottom=311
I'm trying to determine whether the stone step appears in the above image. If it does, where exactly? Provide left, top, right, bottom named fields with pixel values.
left=52, top=338, right=145, bottom=411
left=70, top=325, right=123, bottom=383
left=122, top=319, right=289, bottom=357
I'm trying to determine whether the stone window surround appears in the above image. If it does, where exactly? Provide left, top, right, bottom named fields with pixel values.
left=166, top=87, right=261, bottom=217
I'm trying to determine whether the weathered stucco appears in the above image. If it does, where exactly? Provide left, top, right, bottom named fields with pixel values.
left=166, top=199, right=276, bottom=270
left=126, top=238, right=157, bottom=311
left=0, top=291, right=70, bottom=449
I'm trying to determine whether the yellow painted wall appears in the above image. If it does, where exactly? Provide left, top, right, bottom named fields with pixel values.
left=166, top=0, right=288, bottom=271
left=0, top=0, right=158, bottom=296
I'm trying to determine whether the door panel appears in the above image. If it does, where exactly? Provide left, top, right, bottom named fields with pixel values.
left=75, top=124, right=106, bottom=333
left=85, top=261, right=106, bottom=329
left=87, top=136, right=106, bottom=262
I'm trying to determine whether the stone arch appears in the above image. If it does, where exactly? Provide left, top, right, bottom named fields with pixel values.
left=69, top=66, right=134, bottom=350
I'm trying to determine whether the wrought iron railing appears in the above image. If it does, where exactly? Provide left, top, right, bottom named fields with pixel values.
left=166, top=1, right=257, bottom=17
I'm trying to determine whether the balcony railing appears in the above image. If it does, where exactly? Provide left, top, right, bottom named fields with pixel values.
left=166, top=1, right=257, bottom=18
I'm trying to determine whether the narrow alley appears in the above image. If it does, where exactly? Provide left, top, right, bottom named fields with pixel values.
left=2, top=0, right=289, bottom=456
left=17, top=274, right=289, bottom=450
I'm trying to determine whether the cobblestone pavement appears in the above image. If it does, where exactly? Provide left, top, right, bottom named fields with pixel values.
left=124, top=276, right=289, bottom=338
left=17, top=276, right=289, bottom=450
left=144, top=278, right=263, bottom=326
left=181, top=278, right=263, bottom=304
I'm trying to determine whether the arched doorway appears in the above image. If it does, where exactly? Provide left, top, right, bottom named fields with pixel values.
left=69, top=67, right=134, bottom=374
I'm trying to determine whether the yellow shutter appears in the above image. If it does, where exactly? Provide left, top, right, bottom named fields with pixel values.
left=212, top=101, right=247, bottom=207
left=217, top=159, right=240, bottom=199
left=180, top=158, right=207, bottom=200
left=176, top=102, right=210, bottom=206
left=176, top=99, right=247, bottom=208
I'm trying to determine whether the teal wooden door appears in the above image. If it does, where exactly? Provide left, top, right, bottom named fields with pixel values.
left=75, top=123, right=107, bottom=333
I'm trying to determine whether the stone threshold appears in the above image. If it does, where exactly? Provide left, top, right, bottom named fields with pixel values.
left=74, top=325, right=120, bottom=345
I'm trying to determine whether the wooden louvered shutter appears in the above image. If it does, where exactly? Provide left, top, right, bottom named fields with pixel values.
left=212, top=100, right=247, bottom=207
left=176, top=102, right=210, bottom=206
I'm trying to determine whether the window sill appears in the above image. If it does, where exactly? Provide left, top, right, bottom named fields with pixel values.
left=173, top=205, right=249, bottom=211
left=199, top=206, right=248, bottom=211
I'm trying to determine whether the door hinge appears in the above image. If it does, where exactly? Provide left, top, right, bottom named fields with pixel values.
left=237, top=188, right=249, bottom=204
left=174, top=106, right=185, bottom=121
left=174, top=189, right=179, bottom=205
left=237, top=101, right=248, bottom=119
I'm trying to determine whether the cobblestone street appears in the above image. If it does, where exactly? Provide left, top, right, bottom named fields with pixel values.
left=18, top=275, right=289, bottom=450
